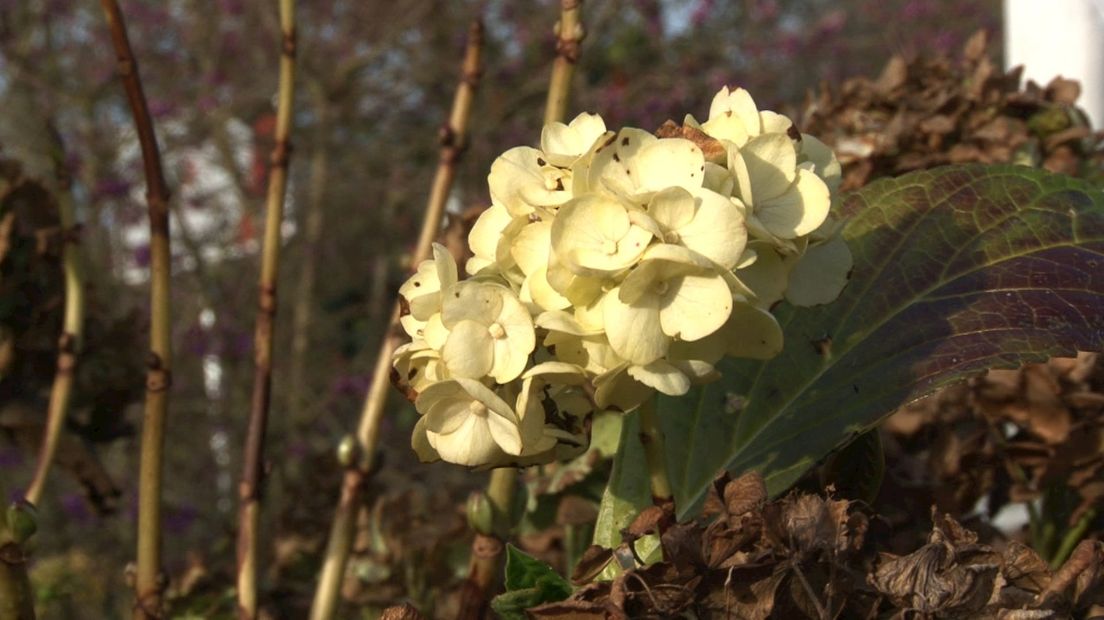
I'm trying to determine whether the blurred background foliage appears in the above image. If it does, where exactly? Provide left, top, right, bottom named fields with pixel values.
left=0, top=0, right=1013, bottom=617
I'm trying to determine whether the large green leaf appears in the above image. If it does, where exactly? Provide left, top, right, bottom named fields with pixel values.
left=605, top=164, right=1104, bottom=523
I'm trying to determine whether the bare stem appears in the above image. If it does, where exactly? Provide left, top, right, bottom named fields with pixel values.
left=308, top=20, right=484, bottom=620
left=98, top=2, right=173, bottom=617
left=638, top=396, right=673, bottom=505
left=24, top=137, right=85, bottom=507
left=0, top=544, right=35, bottom=620
left=543, top=0, right=584, bottom=126
left=456, top=468, right=516, bottom=620
left=235, top=2, right=297, bottom=618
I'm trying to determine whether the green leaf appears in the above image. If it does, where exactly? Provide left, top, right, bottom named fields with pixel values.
left=492, top=545, right=572, bottom=619
left=503, top=544, right=571, bottom=594
left=818, top=429, right=885, bottom=504
left=592, top=412, right=651, bottom=549
left=655, top=164, right=1104, bottom=518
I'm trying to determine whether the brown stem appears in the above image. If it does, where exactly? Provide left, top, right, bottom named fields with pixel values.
left=308, top=20, right=484, bottom=620
left=456, top=468, right=515, bottom=620
left=0, top=544, right=35, bottom=620
left=98, top=2, right=173, bottom=618
left=236, top=1, right=297, bottom=618
left=543, top=0, right=584, bottom=126
left=308, top=468, right=365, bottom=620
left=24, top=133, right=85, bottom=507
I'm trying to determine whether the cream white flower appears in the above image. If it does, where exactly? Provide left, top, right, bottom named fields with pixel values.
left=603, top=245, right=733, bottom=365
left=440, top=281, right=535, bottom=383
left=466, top=204, right=514, bottom=276
left=416, top=378, right=523, bottom=466
left=488, top=146, right=571, bottom=217
left=798, top=134, right=842, bottom=195
left=687, top=86, right=794, bottom=148
left=541, top=112, right=608, bottom=167
left=398, top=244, right=458, bottom=321
left=645, top=187, right=747, bottom=269
left=728, top=134, right=831, bottom=240
left=550, top=194, right=653, bottom=277
left=510, top=220, right=571, bottom=311
left=586, top=129, right=707, bottom=199
left=393, top=340, right=448, bottom=394
left=393, top=84, right=849, bottom=470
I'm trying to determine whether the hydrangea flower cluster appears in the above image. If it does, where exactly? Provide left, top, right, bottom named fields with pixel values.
left=394, top=87, right=852, bottom=468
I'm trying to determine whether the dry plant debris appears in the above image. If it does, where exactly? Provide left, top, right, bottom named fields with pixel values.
left=800, top=30, right=1104, bottom=190
left=529, top=472, right=1104, bottom=619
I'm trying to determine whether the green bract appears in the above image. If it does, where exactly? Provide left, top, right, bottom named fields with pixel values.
left=394, top=87, right=852, bottom=468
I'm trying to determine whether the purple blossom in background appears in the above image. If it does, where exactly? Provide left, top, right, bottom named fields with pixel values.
left=165, top=503, right=199, bottom=535
left=331, top=373, right=371, bottom=399
left=903, top=0, right=935, bottom=20
left=147, top=97, right=177, bottom=119
left=93, top=176, right=132, bottom=200
left=217, top=0, right=244, bottom=15
left=816, top=10, right=848, bottom=36
left=182, top=323, right=212, bottom=357
left=133, top=243, right=151, bottom=268
left=61, top=493, right=94, bottom=526
left=933, top=30, right=957, bottom=53
left=0, top=447, right=23, bottom=468
left=691, top=0, right=714, bottom=28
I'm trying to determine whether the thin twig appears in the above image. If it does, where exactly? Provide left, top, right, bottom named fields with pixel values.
left=236, top=1, right=297, bottom=618
left=24, top=128, right=85, bottom=507
left=308, top=19, right=484, bottom=620
left=98, top=1, right=173, bottom=617
left=544, top=0, right=584, bottom=126
left=456, top=468, right=516, bottom=620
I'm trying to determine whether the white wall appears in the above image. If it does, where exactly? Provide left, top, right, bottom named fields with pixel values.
left=1004, top=0, right=1104, bottom=128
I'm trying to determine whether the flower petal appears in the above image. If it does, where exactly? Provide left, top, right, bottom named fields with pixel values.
left=488, top=146, right=569, bottom=216
left=628, top=138, right=706, bottom=195
left=708, top=86, right=760, bottom=132
left=648, top=187, right=696, bottom=231
left=550, top=195, right=651, bottom=276
left=442, top=319, right=494, bottom=378
left=411, top=416, right=440, bottom=463
left=755, top=168, right=831, bottom=239
left=676, top=189, right=747, bottom=269
left=441, top=281, right=504, bottom=328
left=724, top=303, right=784, bottom=360
left=786, top=235, right=852, bottom=306
left=741, top=133, right=797, bottom=202
left=510, top=221, right=552, bottom=276
left=659, top=273, right=733, bottom=341
left=604, top=286, right=668, bottom=365
left=627, top=360, right=691, bottom=396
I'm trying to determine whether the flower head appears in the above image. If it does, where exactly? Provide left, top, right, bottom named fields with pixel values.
left=393, top=87, right=851, bottom=469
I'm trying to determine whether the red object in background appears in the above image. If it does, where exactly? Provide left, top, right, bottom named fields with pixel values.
left=250, top=112, right=277, bottom=195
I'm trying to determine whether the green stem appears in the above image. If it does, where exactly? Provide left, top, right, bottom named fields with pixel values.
left=1050, top=508, right=1096, bottom=569
left=24, top=137, right=84, bottom=507
left=236, top=1, right=297, bottom=617
left=543, top=0, right=584, bottom=126
left=98, top=2, right=174, bottom=617
left=638, top=396, right=672, bottom=505
left=456, top=468, right=516, bottom=620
